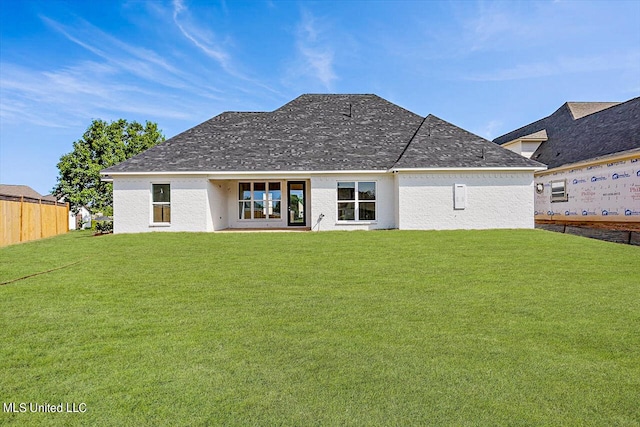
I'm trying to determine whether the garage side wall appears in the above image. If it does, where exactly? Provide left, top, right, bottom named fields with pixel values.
left=397, top=171, right=535, bottom=230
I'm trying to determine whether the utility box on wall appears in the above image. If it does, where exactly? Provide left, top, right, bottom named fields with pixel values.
left=454, top=184, right=466, bottom=210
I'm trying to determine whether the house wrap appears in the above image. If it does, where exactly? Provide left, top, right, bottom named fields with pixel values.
left=494, top=97, right=640, bottom=226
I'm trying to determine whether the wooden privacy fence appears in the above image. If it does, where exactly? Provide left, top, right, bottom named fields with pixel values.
left=0, top=195, right=69, bottom=247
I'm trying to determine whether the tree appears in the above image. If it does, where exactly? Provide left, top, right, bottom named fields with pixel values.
left=54, top=119, right=165, bottom=213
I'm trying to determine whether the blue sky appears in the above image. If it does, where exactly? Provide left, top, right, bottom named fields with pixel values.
left=1, top=0, right=639, bottom=195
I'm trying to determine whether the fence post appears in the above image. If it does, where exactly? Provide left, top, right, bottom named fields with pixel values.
left=39, top=198, right=43, bottom=239
left=19, top=196, right=24, bottom=242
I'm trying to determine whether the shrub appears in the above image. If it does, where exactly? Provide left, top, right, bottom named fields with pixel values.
left=95, top=220, right=113, bottom=234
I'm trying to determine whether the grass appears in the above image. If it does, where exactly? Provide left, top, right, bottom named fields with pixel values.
left=0, top=229, right=639, bottom=426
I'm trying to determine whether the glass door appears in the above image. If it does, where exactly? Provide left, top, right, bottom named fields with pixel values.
left=287, top=181, right=306, bottom=226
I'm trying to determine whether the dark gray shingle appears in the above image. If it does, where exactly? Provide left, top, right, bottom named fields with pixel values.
left=394, top=115, right=543, bottom=169
left=493, top=97, right=640, bottom=169
left=104, top=94, right=542, bottom=174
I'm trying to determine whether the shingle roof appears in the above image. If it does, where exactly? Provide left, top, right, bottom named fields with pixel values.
left=104, top=94, right=542, bottom=174
left=393, top=115, right=542, bottom=169
left=493, top=97, right=640, bottom=169
left=0, top=184, right=43, bottom=199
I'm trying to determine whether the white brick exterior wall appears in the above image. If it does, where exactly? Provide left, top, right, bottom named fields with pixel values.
left=111, top=170, right=536, bottom=233
left=113, top=176, right=213, bottom=233
left=310, top=174, right=396, bottom=231
left=396, top=171, right=535, bottom=230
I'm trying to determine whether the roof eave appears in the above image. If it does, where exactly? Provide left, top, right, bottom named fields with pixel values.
left=391, top=166, right=547, bottom=173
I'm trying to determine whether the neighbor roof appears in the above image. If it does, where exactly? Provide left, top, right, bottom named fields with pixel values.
left=104, top=94, right=542, bottom=174
left=566, top=102, right=620, bottom=120
left=0, top=184, right=44, bottom=200
left=493, top=97, right=639, bottom=169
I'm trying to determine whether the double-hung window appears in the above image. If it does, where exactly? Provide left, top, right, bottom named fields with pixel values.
left=337, top=181, right=376, bottom=221
left=239, top=182, right=281, bottom=220
left=152, top=184, right=171, bottom=223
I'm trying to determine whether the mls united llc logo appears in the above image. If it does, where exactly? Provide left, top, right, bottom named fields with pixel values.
left=3, top=402, right=86, bottom=413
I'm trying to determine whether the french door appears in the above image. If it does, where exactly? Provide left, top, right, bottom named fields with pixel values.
left=287, top=181, right=306, bottom=226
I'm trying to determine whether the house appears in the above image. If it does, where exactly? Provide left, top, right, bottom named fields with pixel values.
left=71, top=206, right=92, bottom=230
left=493, top=97, right=640, bottom=229
left=101, top=94, right=544, bottom=233
left=55, top=195, right=92, bottom=230
left=0, top=184, right=47, bottom=201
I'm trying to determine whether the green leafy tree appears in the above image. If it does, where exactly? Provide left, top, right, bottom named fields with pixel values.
left=54, top=119, right=164, bottom=213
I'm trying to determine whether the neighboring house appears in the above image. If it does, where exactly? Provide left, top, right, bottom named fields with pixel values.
left=56, top=195, right=92, bottom=230
left=71, top=206, right=92, bottom=230
left=101, top=94, right=544, bottom=233
left=0, top=184, right=45, bottom=201
left=493, top=97, right=640, bottom=227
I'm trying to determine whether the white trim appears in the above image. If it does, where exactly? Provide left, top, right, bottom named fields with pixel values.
left=336, top=180, right=377, bottom=222
left=103, top=167, right=545, bottom=180
left=102, top=169, right=387, bottom=178
left=335, top=221, right=377, bottom=225
left=535, top=149, right=640, bottom=176
left=237, top=181, right=283, bottom=221
left=392, top=167, right=546, bottom=172
left=150, top=182, right=171, bottom=226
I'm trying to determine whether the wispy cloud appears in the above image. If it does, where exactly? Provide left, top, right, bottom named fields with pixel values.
left=0, top=12, right=241, bottom=130
left=1, top=5, right=287, bottom=132
left=172, top=0, right=231, bottom=70
left=41, top=16, right=203, bottom=92
left=171, top=0, right=281, bottom=95
left=0, top=61, right=196, bottom=130
left=459, top=2, right=536, bottom=53
left=475, top=119, right=502, bottom=140
left=289, top=10, right=337, bottom=90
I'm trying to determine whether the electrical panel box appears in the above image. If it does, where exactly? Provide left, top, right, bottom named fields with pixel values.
left=454, top=184, right=466, bottom=210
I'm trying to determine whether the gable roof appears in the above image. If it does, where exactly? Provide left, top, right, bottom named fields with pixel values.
left=493, top=97, right=640, bottom=169
left=104, top=94, right=542, bottom=174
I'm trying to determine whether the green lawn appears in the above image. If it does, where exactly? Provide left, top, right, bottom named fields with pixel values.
left=1, top=229, right=639, bottom=426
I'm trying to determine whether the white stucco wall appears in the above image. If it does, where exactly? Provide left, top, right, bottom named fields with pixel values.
left=112, top=176, right=213, bottom=233
left=310, top=174, right=395, bottom=231
left=396, top=171, right=535, bottom=230
left=534, top=155, right=640, bottom=222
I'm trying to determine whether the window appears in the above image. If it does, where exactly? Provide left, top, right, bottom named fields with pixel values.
left=152, top=184, right=171, bottom=223
left=337, top=181, right=376, bottom=221
left=238, top=182, right=281, bottom=220
left=550, top=180, right=568, bottom=202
